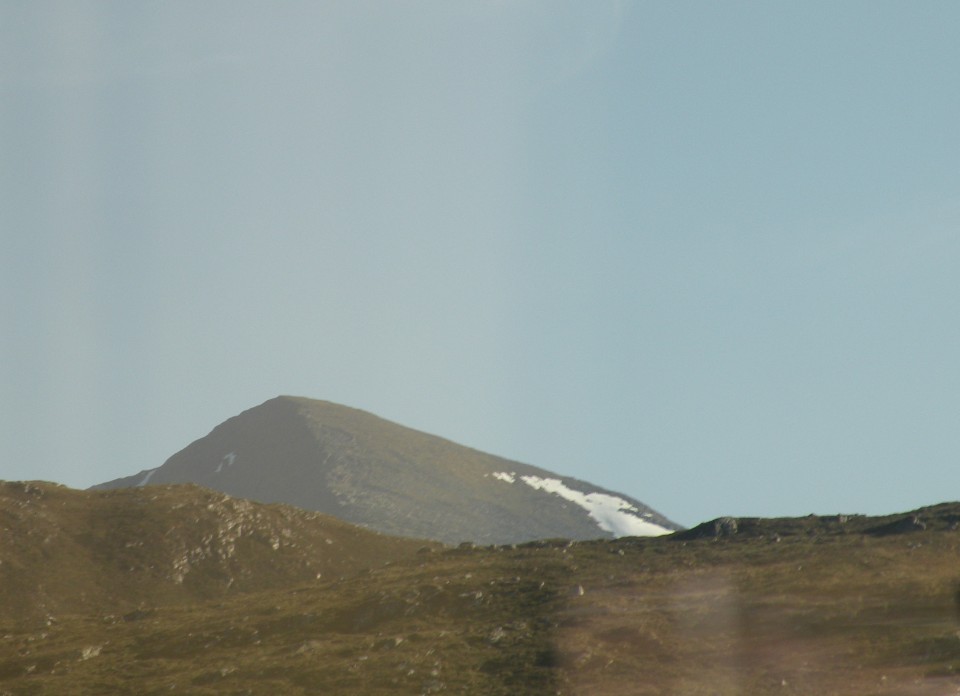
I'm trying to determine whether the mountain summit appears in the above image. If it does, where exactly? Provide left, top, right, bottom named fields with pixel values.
left=94, top=396, right=680, bottom=544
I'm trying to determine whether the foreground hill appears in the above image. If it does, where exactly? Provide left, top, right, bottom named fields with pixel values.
left=93, top=396, right=680, bottom=544
left=0, top=481, right=435, bottom=624
left=3, top=482, right=960, bottom=694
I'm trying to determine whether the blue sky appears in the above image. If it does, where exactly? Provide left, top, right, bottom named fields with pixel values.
left=2, top=1, right=959, bottom=527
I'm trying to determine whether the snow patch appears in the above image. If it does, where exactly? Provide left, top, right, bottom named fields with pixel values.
left=215, top=451, right=237, bottom=473
left=516, top=475, right=671, bottom=538
left=491, top=471, right=516, bottom=484
left=137, top=468, right=158, bottom=487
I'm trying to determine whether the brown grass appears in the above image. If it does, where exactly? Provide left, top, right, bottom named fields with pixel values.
left=3, top=482, right=960, bottom=694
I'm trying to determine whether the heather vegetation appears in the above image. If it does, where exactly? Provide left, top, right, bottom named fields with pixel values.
left=3, top=482, right=960, bottom=694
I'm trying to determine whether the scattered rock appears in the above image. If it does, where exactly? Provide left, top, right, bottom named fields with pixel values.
left=79, top=645, right=102, bottom=661
left=866, top=514, right=927, bottom=537
left=712, top=517, right=739, bottom=538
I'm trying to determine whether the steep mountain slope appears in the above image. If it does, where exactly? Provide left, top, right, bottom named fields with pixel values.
left=3, top=486, right=960, bottom=695
left=94, top=396, right=680, bottom=544
left=0, top=481, right=435, bottom=624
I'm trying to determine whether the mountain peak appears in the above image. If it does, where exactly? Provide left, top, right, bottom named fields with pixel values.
left=95, top=397, right=681, bottom=544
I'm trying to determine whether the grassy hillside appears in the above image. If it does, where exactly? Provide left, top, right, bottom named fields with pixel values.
left=0, top=481, right=437, bottom=624
left=3, top=482, right=960, bottom=694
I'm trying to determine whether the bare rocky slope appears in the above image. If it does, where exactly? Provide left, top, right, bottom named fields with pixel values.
left=93, top=396, right=680, bottom=544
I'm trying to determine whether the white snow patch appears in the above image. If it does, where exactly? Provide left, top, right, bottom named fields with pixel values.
left=137, top=468, right=158, bottom=487
left=517, top=475, right=671, bottom=538
left=216, top=452, right=237, bottom=473
left=491, top=471, right=516, bottom=484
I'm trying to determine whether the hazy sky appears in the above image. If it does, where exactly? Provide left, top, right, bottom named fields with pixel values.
left=3, top=1, right=959, bottom=527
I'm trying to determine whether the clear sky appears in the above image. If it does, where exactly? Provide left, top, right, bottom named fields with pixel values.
left=2, top=1, right=959, bottom=528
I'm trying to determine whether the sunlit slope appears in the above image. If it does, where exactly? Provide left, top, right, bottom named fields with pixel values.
left=94, top=396, right=680, bottom=543
left=3, top=492, right=960, bottom=694
left=0, top=481, right=435, bottom=624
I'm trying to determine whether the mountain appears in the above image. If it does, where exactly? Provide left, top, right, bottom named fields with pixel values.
left=93, top=396, right=681, bottom=544
left=3, top=481, right=960, bottom=694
